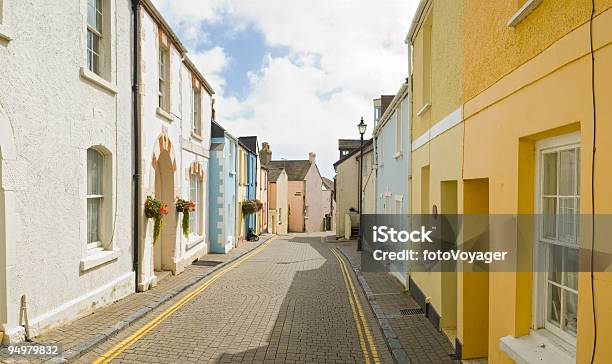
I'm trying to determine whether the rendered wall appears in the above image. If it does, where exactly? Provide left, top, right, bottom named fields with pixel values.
left=335, top=155, right=358, bottom=237
left=0, top=0, right=134, bottom=341
left=462, top=6, right=612, bottom=363
left=287, top=181, right=305, bottom=233
left=304, top=164, right=325, bottom=233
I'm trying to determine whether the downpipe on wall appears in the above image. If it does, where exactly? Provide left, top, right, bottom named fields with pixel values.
left=131, top=0, right=141, bottom=292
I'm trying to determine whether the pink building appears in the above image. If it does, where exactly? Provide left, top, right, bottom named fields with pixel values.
left=267, top=153, right=327, bottom=233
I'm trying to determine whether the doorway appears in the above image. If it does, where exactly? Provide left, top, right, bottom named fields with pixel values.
left=154, top=151, right=176, bottom=273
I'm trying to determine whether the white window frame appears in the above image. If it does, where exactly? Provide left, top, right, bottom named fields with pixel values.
left=228, top=141, right=236, bottom=175
left=189, top=173, right=203, bottom=237
left=378, top=134, right=384, bottom=167
left=192, top=87, right=202, bottom=136
left=394, top=195, right=403, bottom=214
left=86, top=147, right=107, bottom=251
left=533, top=132, right=580, bottom=347
left=86, top=0, right=104, bottom=76
left=158, top=43, right=170, bottom=110
left=0, top=0, right=11, bottom=42
left=395, top=108, right=402, bottom=157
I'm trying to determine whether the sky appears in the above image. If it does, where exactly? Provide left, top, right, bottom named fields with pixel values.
left=152, top=0, right=418, bottom=178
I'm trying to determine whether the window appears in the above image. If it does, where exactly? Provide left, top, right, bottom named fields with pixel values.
left=87, top=0, right=103, bottom=75
left=394, top=197, right=403, bottom=214
left=341, top=150, right=349, bottom=156
left=421, top=11, right=433, bottom=108
left=87, top=148, right=104, bottom=248
left=395, top=108, right=402, bottom=155
left=378, top=134, right=384, bottom=165
left=192, top=87, right=201, bottom=135
left=535, top=135, right=580, bottom=345
left=158, top=44, right=169, bottom=110
left=229, top=142, right=235, bottom=174
left=374, top=106, right=381, bottom=122
left=190, top=174, right=202, bottom=236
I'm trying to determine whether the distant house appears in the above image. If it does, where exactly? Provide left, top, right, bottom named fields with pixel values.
left=259, top=165, right=269, bottom=234
left=209, top=121, right=238, bottom=253
left=338, top=139, right=361, bottom=159
left=267, top=167, right=289, bottom=235
left=267, top=153, right=327, bottom=233
left=321, top=177, right=336, bottom=231
left=333, top=139, right=374, bottom=238
left=238, top=136, right=259, bottom=236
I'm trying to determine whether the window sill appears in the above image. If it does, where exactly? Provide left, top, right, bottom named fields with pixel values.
left=393, top=151, right=402, bottom=159
left=499, top=330, right=575, bottom=364
left=80, top=249, right=119, bottom=272
left=156, top=107, right=175, bottom=122
left=416, top=102, right=431, bottom=117
left=507, top=0, right=543, bottom=27
left=79, top=67, right=118, bottom=94
left=186, top=236, right=205, bottom=250
left=0, top=24, right=13, bottom=42
left=191, top=132, right=203, bottom=141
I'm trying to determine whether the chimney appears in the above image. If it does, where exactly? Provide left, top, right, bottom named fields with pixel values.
left=260, top=142, right=272, bottom=165
left=308, top=152, right=316, bottom=163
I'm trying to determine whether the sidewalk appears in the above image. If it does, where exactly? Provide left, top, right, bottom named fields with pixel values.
left=0, top=235, right=273, bottom=364
left=331, top=238, right=459, bottom=364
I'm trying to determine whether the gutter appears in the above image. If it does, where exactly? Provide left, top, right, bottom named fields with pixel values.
left=405, top=0, right=432, bottom=45
left=131, top=0, right=141, bottom=291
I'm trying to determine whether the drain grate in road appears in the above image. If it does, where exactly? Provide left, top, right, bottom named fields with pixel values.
left=193, top=260, right=223, bottom=267
left=399, top=307, right=425, bottom=316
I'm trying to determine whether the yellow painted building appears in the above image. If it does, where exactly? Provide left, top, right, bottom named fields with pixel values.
left=406, top=0, right=464, bottom=348
left=461, top=1, right=612, bottom=363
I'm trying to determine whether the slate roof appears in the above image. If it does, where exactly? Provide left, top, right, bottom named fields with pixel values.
left=338, top=139, right=362, bottom=151
left=333, top=138, right=373, bottom=168
left=238, top=136, right=258, bottom=155
left=268, top=168, right=284, bottom=183
left=267, top=160, right=311, bottom=181
left=322, top=177, right=334, bottom=191
left=211, top=121, right=226, bottom=138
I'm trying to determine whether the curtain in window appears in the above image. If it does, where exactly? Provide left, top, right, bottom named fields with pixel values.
left=190, top=174, right=201, bottom=235
left=87, top=149, right=103, bottom=245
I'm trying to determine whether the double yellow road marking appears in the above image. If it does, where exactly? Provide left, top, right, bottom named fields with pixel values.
left=93, top=237, right=276, bottom=364
left=330, top=248, right=380, bottom=364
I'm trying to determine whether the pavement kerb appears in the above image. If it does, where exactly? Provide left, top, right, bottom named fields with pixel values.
left=335, top=247, right=410, bottom=364
left=43, top=235, right=275, bottom=364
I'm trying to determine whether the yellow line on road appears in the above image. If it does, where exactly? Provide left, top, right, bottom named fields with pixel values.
left=331, top=248, right=380, bottom=364
left=93, top=237, right=277, bottom=364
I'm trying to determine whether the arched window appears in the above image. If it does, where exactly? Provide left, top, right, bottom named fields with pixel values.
left=87, top=148, right=104, bottom=248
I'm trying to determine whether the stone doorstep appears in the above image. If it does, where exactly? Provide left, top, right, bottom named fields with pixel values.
left=40, top=235, right=274, bottom=364
left=335, top=247, right=410, bottom=364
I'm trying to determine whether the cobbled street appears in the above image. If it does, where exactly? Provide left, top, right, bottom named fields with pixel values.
left=76, top=233, right=394, bottom=364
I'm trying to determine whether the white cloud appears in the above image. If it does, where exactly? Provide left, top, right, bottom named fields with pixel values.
left=152, top=0, right=418, bottom=177
left=189, top=46, right=231, bottom=92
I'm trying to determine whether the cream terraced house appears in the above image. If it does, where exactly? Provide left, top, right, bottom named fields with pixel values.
left=134, top=0, right=214, bottom=291
left=0, top=0, right=134, bottom=342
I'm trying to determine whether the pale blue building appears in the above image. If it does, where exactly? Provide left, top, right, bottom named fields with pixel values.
left=209, top=121, right=238, bottom=253
left=372, top=82, right=411, bottom=284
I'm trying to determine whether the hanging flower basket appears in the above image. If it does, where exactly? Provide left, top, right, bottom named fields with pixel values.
left=175, top=196, right=196, bottom=237
left=242, top=199, right=264, bottom=215
left=144, top=196, right=168, bottom=245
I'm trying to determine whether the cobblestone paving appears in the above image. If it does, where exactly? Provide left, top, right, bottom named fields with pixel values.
left=0, top=240, right=265, bottom=364
left=337, top=242, right=458, bottom=364
left=75, top=233, right=393, bottom=363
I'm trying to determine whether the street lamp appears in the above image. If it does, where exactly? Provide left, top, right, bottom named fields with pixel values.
left=357, top=117, right=366, bottom=251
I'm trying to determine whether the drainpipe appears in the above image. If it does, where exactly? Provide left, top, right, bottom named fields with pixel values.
left=131, top=0, right=141, bottom=291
